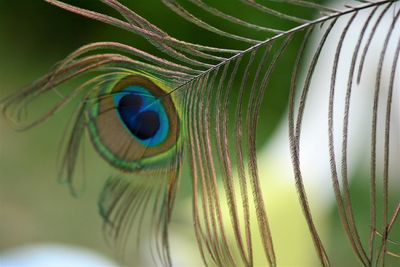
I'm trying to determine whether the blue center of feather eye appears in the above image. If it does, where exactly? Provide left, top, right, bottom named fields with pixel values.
left=114, top=85, right=169, bottom=147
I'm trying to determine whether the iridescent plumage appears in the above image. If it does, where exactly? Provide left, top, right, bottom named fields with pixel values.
left=1, top=0, right=399, bottom=266
left=87, top=74, right=180, bottom=171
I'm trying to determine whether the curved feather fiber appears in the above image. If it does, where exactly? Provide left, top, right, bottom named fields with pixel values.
left=1, top=0, right=400, bottom=266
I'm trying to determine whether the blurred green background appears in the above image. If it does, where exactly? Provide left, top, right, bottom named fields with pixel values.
left=1, top=1, right=399, bottom=266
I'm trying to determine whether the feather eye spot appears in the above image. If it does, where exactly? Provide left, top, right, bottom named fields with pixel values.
left=87, top=74, right=180, bottom=172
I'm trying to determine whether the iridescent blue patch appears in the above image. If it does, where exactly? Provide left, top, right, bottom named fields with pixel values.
left=114, top=85, right=169, bottom=147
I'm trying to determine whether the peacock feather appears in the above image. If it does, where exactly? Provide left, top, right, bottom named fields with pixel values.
left=1, top=0, right=399, bottom=266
